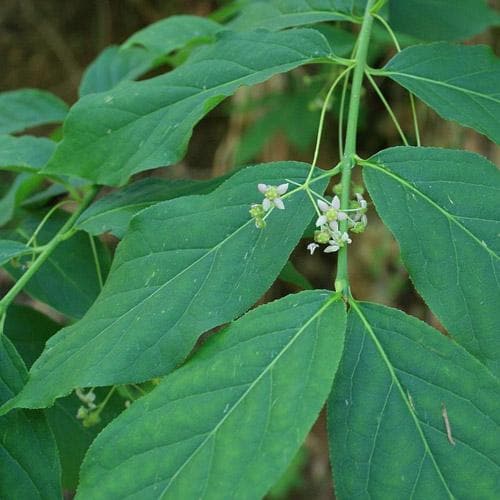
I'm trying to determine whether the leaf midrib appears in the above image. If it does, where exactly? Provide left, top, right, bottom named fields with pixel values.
left=34, top=217, right=255, bottom=379
left=350, top=301, right=455, bottom=499
left=382, top=70, right=500, bottom=105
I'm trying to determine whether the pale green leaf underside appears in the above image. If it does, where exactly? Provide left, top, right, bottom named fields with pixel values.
left=77, top=291, right=346, bottom=500
left=328, top=303, right=500, bottom=499
left=42, top=29, right=333, bottom=186
left=364, top=147, right=500, bottom=376
left=0, top=240, right=31, bottom=267
left=123, top=14, right=221, bottom=55
left=383, top=43, right=500, bottom=143
left=79, top=45, right=156, bottom=97
left=0, top=135, right=55, bottom=173
left=388, top=0, right=498, bottom=41
left=77, top=175, right=227, bottom=238
left=0, top=337, right=61, bottom=500
left=0, top=89, right=68, bottom=135
left=1, top=162, right=327, bottom=411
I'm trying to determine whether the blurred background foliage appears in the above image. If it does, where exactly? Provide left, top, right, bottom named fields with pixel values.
left=0, top=1, right=498, bottom=498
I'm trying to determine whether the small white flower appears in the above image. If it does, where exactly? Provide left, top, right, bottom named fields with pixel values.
left=316, top=196, right=347, bottom=226
left=351, top=193, right=368, bottom=223
left=307, top=243, right=319, bottom=255
left=258, top=183, right=288, bottom=211
left=323, top=229, right=351, bottom=253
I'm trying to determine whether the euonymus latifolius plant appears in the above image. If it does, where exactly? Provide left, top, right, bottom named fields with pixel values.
left=0, top=0, right=499, bottom=498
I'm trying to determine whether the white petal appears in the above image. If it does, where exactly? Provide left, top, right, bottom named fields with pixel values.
left=258, top=183, right=268, bottom=194
left=332, top=195, right=341, bottom=209
left=277, top=183, right=289, bottom=195
left=338, top=211, right=348, bottom=220
left=317, top=199, right=330, bottom=212
left=355, top=193, right=363, bottom=202
left=274, top=198, right=285, bottom=210
left=324, top=244, right=339, bottom=253
left=329, top=220, right=339, bottom=232
left=262, top=198, right=272, bottom=211
left=316, top=215, right=327, bottom=227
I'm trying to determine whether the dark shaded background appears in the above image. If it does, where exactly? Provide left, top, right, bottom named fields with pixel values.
left=1, top=1, right=498, bottom=498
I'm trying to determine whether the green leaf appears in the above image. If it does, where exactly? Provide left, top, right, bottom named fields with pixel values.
left=383, top=43, right=500, bottom=143
left=0, top=135, right=56, bottom=172
left=79, top=46, right=156, bottom=97
left=4, top=305, right=59, bottom=368
left=363, top=147, right=500, bottom=376
left=122, top=14, right=221, bottom=56
left=0, top=89, right=68, bottom=134
left=389, top=0, right=499, bottom=41
left=6, top=211, right=111, bottom=319
left=0, top=336, right=61, bottom=499
left=279, top=261, right=313, bottom=290
left=77, top=291, right=346, bottom=499
left=2, top=162, right=327, bottom=411
left=0, top=173, right=44, bottom=226
left=328, top=302, right=500, bottom=499
left=43, top=29, right=333, bottom=185
left=77, top=175, right=228, bottom=238
left=227, top=0, right=359, bottom=31
left=0, top=240, right=31, bottom=267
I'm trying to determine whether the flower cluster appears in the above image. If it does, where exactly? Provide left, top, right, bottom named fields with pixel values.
left=75, top=388, right=101, bottom=427
left=249, top=183, right=289, bottom=228
left=248, top=180, right=368, bottom=255
left=307, top=193, right=368, bottom=255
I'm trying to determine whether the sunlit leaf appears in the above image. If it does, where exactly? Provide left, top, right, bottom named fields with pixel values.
left=78, top=291, right=346, bottom=499
left=328, top=302, right=500, bottom=499
left=1, top=162, right=327, bottom=411
left=363, top=146, right=500, bottom=376
left=383, top=43, right=500, bottom=143
left=43, top=29, right=334, bottom=185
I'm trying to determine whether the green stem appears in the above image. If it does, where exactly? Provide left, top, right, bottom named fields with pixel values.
left=0, top=186, right=97, bottom=320
left=26, top=199, right=74, bottom=247
left=335, top=0, right=376, bottom=295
